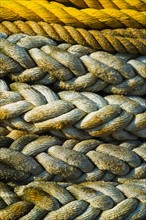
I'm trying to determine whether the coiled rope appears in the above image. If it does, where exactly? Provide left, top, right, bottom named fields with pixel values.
left=1, top=35, right=146, bottom=96
left=0, top=181, right=146, bottom=219
left=0, top=135, right=145, bottom=183
left=0, top=0, right=146, bottom=29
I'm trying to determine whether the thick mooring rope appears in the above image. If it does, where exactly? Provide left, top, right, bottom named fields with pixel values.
left=0, top=0, right=146, bottom=219
left=1, top=35, right=146, bottom=96
left=0, top=135, right=145, bottom=183
left=52, top=0, right=146, bottom=11
left=0, top=22, right=146, bottom=52
left=0, top=0, right=146, bottom=29
left=0, top=80, right=146, bottom=140
left=1, top=22, right=146, bottom=39
left=0, top=181, right=146, bottom=219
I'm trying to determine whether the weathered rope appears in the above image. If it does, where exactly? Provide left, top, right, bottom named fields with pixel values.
left=0, top=1, right=145, bottom=219
left=0, top=0, right=146, bottom=29
left=52, top=0, right=146, bottom=11
left=0, top=180, right=146, bottom=219
left=0, top=22, right=146, bottom=52
left=0, top=80, right=146, bottom=140
left=1, top=22, right=146, bottom=39
left=0, top=35, right=146, bottom=96
left=0, top=135, right=145, bottom=183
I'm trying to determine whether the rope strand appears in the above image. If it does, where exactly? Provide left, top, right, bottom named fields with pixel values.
left=0, top=0, right=146, bottom=29
left=0, top=25, right=146, bottom=53
left=0, top=79, right=146, bottom=140
left=0, top=135, right=145, bottom=183
left=0, top=35, right=146, bottom=96
left=52, top=0, right=146, bottom=11
left=0, top=181, right=146, bottom=219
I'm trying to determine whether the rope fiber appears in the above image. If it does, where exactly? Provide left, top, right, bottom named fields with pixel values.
left=0, top=0, right=146, bottom=219
left=0, top=34, right=146, bottom=96
left=0, top=79, right=146, bottom=140
left=0, top=0, right=146, bottom=29
left=0, top=136, right=145, bottom=183
left=0, top=181, right=146, bottom=219
left=51, top=0, right=146, bottom=11
left=0, top=22, right=146, bottom=52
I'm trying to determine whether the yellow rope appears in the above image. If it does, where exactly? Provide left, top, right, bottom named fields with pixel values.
left=1, top=21, right=145, bottom=54
left=52, top=0, right=146, bottom=11
left=0, top=0, right=146, bottom=29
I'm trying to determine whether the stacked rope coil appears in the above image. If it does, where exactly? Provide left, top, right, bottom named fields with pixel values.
left=0, top=0, right=146, bottom=219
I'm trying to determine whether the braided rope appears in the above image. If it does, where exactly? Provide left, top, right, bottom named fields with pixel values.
left=0, top=1, right=145, bottom=219
left=0, top=35, right=146, bottom=96
left=0, top=80, right=146, bottom=140
left=0, top=0, right=146, bottom=29
left=0, top=180, right=146, bottom=219
left=52, top=0, right=146, bottom=11
left=0, top=22, right=146, bottom=53
left=0, top=135, right=145, bottom=183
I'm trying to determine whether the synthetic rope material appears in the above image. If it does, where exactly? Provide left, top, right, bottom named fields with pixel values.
left=52, top=0, right=146, bottom=11
left=0, top=0, right=146, bottom=29
left=0, top=35, right=146, bottom=96
left=0, top=22, right=146, bottom=52
left=0, top=181, right=146, bottom=219
left=0, top=136, right=145, bottom=183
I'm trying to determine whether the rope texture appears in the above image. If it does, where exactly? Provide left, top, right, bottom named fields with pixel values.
left=52, top=0, right=146, bottom=11
left=0, top=180, right=146, bottom=219
left=0, top=0, right=146, bottom=29
left=0, top=80, right=146, bottom=140
left=0, top=0, right=146, bottom=219
left=0, top=22, right=146, bottom=53
left=0, top=35, right=146, bottom=96
left=0, top=135, right=145, bottom=183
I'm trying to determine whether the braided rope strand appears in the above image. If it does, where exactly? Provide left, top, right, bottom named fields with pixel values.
left=0, top=79, right=146, bottom=140
left=0, top=0, right=146, bottom=29
left=0, top=180, right=146, bottom=219
left=0, top=1, right=145, bottom=219
left=0, top=135, right=145, bottom=183
left=0, top=35, right=146, bottom=96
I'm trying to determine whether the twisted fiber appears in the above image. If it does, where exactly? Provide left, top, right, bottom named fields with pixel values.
left=0, top=0, right=146, bottom=29
left=1, top=22, right=146, bottom=53
left=0, top=36, right=146, bottom=96
left=0, top=181, right=146, bottom=219
left=0, top=134, right=145, bottom=183
left=0, top=80, right=146, bottom=140
left=1, top=22, right=146, bottom=39
left=52, top=0, right=146, bottom=11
